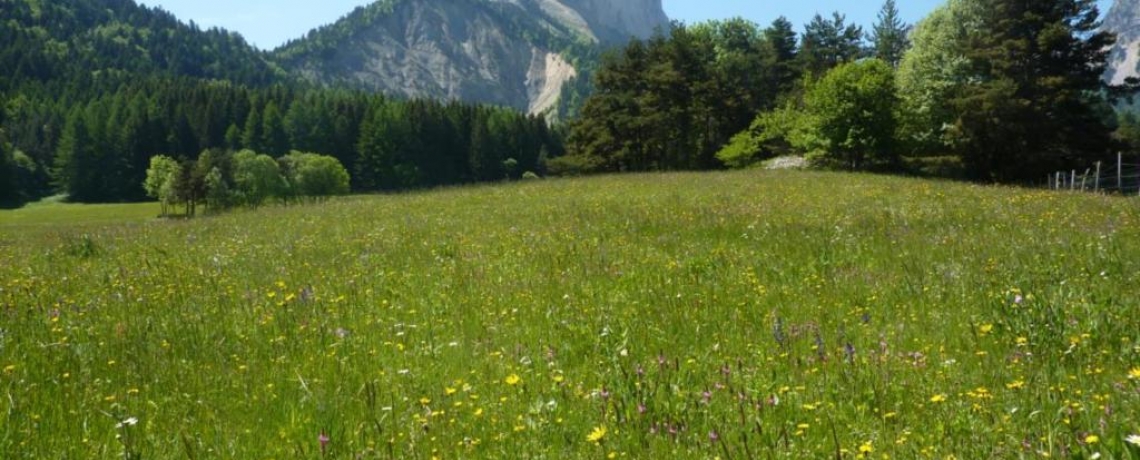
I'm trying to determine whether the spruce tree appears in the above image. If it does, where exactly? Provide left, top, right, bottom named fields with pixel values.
left=869, top=0, right=911, bottom=67
left=949, top=0, right=1116, bottom=181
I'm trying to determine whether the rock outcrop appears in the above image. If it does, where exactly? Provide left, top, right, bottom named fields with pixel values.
left=274, top=0, right=670, bottom=115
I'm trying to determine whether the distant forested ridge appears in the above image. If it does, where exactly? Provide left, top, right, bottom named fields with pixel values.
left=0, top=0, right=562, bottom=207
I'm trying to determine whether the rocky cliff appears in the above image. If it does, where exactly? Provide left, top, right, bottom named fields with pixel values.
left=273, top=0, right=669, bottom=115
left=1105, top=0, right=1140, bottom=84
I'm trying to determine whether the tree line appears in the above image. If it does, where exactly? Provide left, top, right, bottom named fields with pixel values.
left=564, top=0, right=1136, bottom=183
left=144, top=150, right=350, bottom=217
left=1, top=77, right=563, bottom=207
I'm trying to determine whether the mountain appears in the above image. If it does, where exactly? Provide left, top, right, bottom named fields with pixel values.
left=0, top=0, right=285, bottom=92
left=1104, top=0, right=1140, bottom=84
left=272, top=0, right=670, bottom=115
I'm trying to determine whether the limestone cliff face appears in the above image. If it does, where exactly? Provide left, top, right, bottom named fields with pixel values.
left=274, top=0, right=669, bottom=115
left=1104, top=0, right=1140, bottom=84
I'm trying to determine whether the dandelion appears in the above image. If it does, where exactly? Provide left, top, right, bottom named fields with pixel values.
left=504, top=374, right=521, bottom=386
left=1129, top=367, right=1140, bottom=380
left=1006, top=380, right=1026, bottom=390
left=930, top=394, right=947, bottom=403
left=1085, top=434, right=1099, bottom=444
left=859, top=441, right=874, bottom=454
left=587, top=425, right=607, bottom=443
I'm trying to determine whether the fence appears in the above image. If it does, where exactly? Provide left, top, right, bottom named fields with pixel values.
left=1048, top=153, right=1140, bottom=195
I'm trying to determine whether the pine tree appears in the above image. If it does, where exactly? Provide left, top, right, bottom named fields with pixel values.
left=949, top=0, right=1116, bottom=181
left=869, top=0, right=911, bottom=67
left=799, top=13, right=864, bottom=77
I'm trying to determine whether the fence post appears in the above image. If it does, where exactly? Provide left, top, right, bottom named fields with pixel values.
left=1071, top=170, right=1077, bottom=191
left=1095, top=162, right=1101, bottom=192
left=1119, top=152, right=1124, bottom=192
left=1056, top=171, right=1062, bottom=190
left=1081, top=168, right=1089, bottom=191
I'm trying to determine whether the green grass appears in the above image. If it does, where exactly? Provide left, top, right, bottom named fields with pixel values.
left=1, top=170, right=1139, bottom=459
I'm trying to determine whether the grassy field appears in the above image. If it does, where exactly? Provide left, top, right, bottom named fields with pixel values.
left=1, top=170, right=1139, bottom=459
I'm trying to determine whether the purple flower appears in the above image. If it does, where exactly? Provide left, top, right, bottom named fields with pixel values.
left=709, top=430, right=720, bottom=442
left=318, top=432, right=330, bottom=452
left=637, top=403, right=647, bottom=415
left=1014, top=294, right=1024, bottom=305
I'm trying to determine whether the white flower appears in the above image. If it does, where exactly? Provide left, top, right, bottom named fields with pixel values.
left=116, top=417, right=138, bottom=428
left=1126, top=434, right=1140, bottom=446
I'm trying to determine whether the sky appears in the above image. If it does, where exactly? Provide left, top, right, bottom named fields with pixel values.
left=141, top=0, right=1119, bottom=51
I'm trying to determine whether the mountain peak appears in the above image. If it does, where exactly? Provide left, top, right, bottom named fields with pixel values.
left=274, top=0, right=670, bottom=114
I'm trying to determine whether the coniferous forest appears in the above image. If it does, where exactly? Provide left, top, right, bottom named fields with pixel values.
left=2, top=0, right=1140, bottom=208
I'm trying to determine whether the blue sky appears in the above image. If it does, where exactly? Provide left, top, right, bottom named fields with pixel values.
left=141, top=0, right=1118, bottom=51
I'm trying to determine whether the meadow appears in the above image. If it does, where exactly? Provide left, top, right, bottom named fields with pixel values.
left=1, top=170, right=1138, bottom=459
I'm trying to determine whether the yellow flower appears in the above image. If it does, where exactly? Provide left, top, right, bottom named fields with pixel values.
left=587, top=425, right=607, bottom=443
left=1129, top=367, right=1140, bottom=380
left=504, top=374, right=522, bottom=386
left=1084, top=434, right=1099, bottom=444
left=2, top=364, right=15, bottom=374
left=445, top=387, right=458, bottom=396
left=419, top=397, right=431, bottom=405
left=929, top=394, right=947, bottom=403
left=859, top=441, right=874, bottom=454
left=1006, top=380, right=1026, bottom=390
left=979, top=324, right=994, bottom=335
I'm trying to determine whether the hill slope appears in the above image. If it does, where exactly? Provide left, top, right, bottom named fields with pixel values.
left=0, top=0, right=284, bottom=92
left=272, top=0, right=669, bottom=114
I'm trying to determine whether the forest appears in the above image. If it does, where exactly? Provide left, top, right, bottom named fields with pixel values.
left=563, top=0, right=1140, bottom=183
left=2, top=0, right=1140, bottom=208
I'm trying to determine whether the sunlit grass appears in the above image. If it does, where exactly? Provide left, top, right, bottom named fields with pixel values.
left=1, top=170, right=1138, bottom=458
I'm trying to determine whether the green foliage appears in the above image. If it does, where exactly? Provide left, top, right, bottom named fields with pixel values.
left=947, top=0, right=1117, bottom=181
left=279, top=152, right=351, bottom=201
left=0, top=0, right=282, bottom=93
left=869, top=0, right=912, bottom=67
left=799, top=12, right=865, bottom=77
left=801, top=59, right=899, bottom=170
left=567, top=19, right=798, bottom=174
left=233, top=149, right=284, bottom=208
left=896, top=0, right=981, bottom=157
left=716, top=104, right=806, bottom=169
left=143, top=155, right=180, bottom=215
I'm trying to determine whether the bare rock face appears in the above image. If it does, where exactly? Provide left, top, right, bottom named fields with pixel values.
left=275, top=0, right=669, bottom=115
left=1104, top=0, right=1140, bottom=84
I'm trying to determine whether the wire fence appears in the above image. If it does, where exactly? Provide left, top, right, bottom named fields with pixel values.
left=1048, top=153, right=1140, bottom=195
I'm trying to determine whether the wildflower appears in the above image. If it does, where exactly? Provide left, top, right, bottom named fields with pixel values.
left=504, top=374, right=521, bottom=386
left=1129, top=367, right=1140, bottom=380
left=929, top=394, right=947, bottom=403
left=318, top=432, right=330, bottom=452
left=587, top=425, right=607, bottom=443
left=979, top=324, right=994, bottom=335
left=1006, top=380, right=1026, bottom=390
left=445, top=387, right=458, bottom=396
left=1125, top=434, right=1140, bottom=446
left=115, top=417, right=138, bottom=429
left=1085, top=434, right=1099, bottom=444
left=2, top=364, right=14, bottom=374
left=859, top=441, right=874, bottom=454
left=709, top=430, right=720, bottom=442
